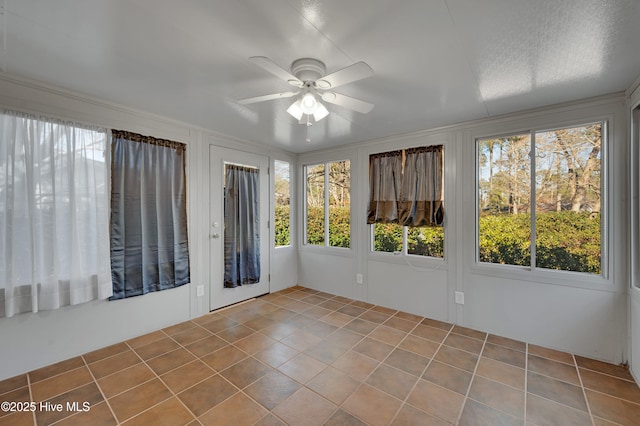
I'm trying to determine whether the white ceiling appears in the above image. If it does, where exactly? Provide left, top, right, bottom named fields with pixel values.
left=2, top=0, right=640, bottom=153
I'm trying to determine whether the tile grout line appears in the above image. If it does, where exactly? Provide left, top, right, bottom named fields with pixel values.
left=454, top=331, right=489, bottom=425
left=578, top=364, right=639, bottom=384
left=27, top=372, right=36, bottom=426
left=572, top=353, right=596, bottom=426
left=524, top=342, right=528, bottom=425
left=78, top=354, right=118, bottom=426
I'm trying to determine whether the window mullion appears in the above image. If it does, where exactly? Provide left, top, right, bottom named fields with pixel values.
left=531, top=131, right=537, bottom=271
left=303, top=165, right=309, bottom=245
left=324, top=162, right=330, bottom=247
left=402, top=225, right=408, bottom=255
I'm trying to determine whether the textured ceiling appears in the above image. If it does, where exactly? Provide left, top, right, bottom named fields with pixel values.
left=2, top=0, right=639, bottom=153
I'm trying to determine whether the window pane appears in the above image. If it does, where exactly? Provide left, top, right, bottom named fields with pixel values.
left=535, top=124, right=602, bottom=274
left=373, top=223, right=403, bottom=253
left=274, top=160, right=291, bottom=246
left=306, top=163, right=325, bottom=245
left=408, top=226, right=444, bottom=257
left=478, top=134, right=531, bottom=266
left=328, top=160, right=350, bottom=248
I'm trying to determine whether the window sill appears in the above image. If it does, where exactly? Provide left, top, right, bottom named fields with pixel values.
left=275, top=245, right=294, bottom=250
left=470, top=263, right=615, bottom=292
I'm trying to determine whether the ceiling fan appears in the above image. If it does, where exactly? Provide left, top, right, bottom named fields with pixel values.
left=238, top=56, right=374, bottom=125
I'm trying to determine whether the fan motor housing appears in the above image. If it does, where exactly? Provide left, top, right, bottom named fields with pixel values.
left=291, top=58, right=326, bottom=82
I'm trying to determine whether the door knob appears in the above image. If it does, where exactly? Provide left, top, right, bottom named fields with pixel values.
left=211, top=233, right=220, bottom=239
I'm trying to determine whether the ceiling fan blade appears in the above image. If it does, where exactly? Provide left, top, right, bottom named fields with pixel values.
left=237, top=91, right=299, bottom=105
left=316, top=62, right=374, bottom=89
left=249, top=56, right=304, bottom=87
left=321, top=92, right=374, bottom=114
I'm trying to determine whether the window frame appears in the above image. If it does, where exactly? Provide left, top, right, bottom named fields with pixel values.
left=302, top=159, right=351, bottom=250
left=474, top=120, right=609, bottom=281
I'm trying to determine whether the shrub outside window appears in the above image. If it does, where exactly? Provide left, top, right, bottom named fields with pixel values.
left=274, top=160, right=291, bottom=247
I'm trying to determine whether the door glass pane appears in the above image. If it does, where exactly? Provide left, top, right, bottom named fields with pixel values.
left=224, top=164, right=261, bottom=288
left=274, top=160, right=291, bottom=247
left=535, top=124, right=602, bottom=274
left=328, top=160, right=350, bottom=248
left=478, top=134, right=531, bottom=266
left=306, top=163, right=325, bottom=245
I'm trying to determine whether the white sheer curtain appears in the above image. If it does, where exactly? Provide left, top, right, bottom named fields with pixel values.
left=0, top=110, right=112, bottom=318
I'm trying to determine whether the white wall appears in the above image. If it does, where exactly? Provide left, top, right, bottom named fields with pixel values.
left=298, top=94, right=630, bottom=364
left=270, top=155, right=298, bottom=293
left=631, top=290, right=640, bottom=381
left=0, top=74, right=298, bottom=380
left=628, top=75, right=640, bottom=381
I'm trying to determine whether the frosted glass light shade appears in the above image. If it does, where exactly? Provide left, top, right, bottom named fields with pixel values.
left=313, top=102, right=329, bottom=121
left=300, top=93, right=317, bottom=114
left=287, top=94, right=329, bottom=122
left=287, top=100, right=303, bottom=120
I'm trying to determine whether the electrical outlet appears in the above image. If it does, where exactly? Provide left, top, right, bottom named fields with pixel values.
left=356, top=274, right=363, bottom=284
left=455, top=291, right=465, bottom=305
left=197, top=285, right=204, bottom=297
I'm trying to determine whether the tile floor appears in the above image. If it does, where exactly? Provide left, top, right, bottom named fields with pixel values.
left=1, top=286, right=640, bottom=425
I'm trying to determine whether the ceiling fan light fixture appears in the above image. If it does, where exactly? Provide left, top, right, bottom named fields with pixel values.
left=241, top=56, right=375, bottom=125
left=286, top=99, right=303, bottom=120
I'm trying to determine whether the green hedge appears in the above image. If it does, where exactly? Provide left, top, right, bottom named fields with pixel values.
left=274, top=206, right=291, bottom=246
left=276, top=207, right=601, bottom=274
left=372, top=223, right=444, bottom=257
left=276, top=206, right=351, bottom=248
left=479, top=211, right=601, bottom=273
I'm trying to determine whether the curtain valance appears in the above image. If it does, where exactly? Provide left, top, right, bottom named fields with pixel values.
left=368, top=145, right=444, bottom=227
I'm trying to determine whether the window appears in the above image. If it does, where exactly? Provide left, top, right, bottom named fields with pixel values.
left=369, top=146, right=444, bottom=258
left=373, top=224, right=445, bottom=257
left=304, top=160, right=350, bottom=248
left=274, top=160, right=291, bottom=247
left=0, top=111, right=112, bottom=317
left=477, top=123, right=604, bottom=275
